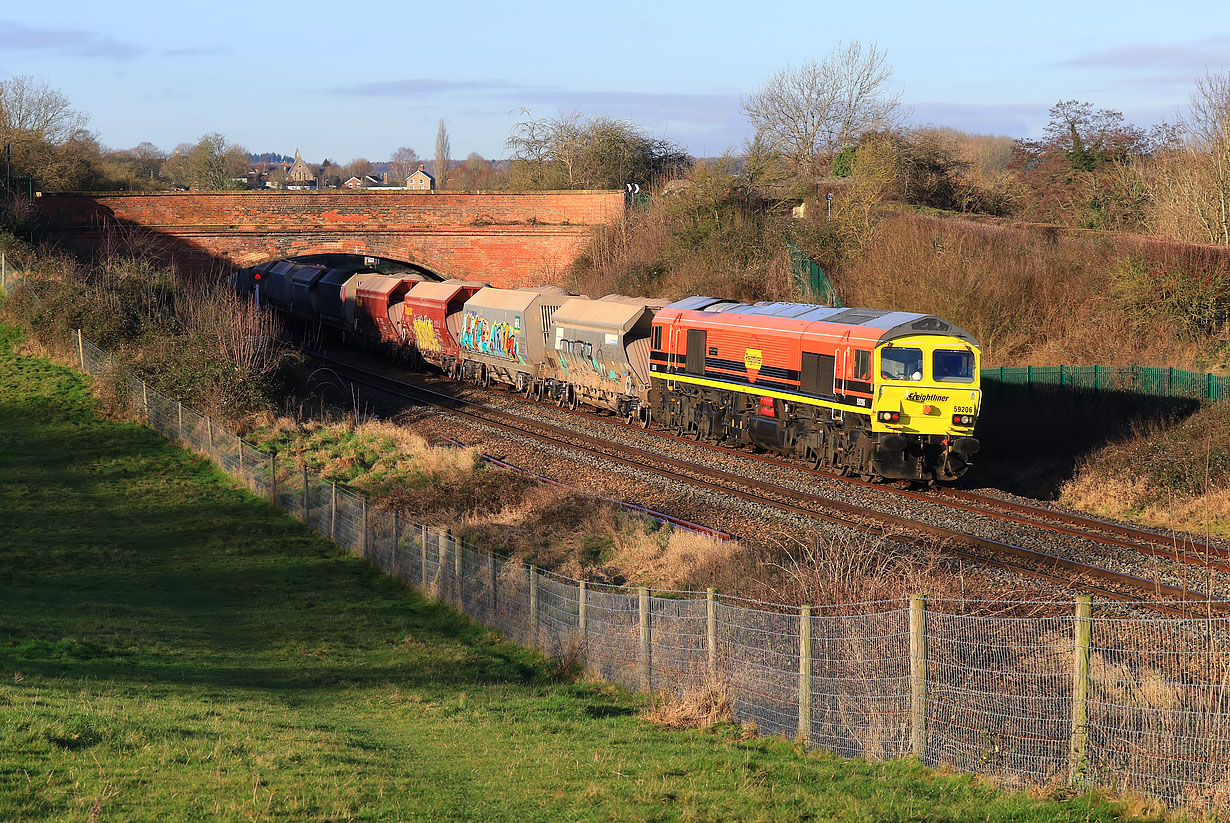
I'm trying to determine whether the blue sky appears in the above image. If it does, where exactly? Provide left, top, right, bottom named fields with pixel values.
left=2, top=0, right=1226, bottom=162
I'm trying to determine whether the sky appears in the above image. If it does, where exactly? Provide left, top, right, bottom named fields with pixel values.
left=1, top=0, right=1227, bottom=163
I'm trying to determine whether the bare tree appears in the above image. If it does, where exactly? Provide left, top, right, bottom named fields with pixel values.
left=388, top=146, right=420, bottom=182
left=0, top=75, right=97, bottom=188
left=742, top=41, right=902, bottom=175
left=1184, top=72, right=1230, bottom=245
left=343, top=157, right=372, bottom=182
left=435, top=120, right=450, bottom=189
left=186, top=133, right=248, bottom=190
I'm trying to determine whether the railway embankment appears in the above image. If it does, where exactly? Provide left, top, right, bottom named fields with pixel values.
left=0, top=323, right=1165, bottom=822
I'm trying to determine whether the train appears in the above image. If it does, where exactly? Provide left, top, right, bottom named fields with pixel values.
left=233, top=260, right=982, bottom=483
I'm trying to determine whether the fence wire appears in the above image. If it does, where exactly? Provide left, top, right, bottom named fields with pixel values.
left=5, top=283, right=1230, bottom=812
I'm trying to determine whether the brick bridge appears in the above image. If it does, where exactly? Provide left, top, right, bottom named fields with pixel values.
left=35, top=189, right=625, bottom=286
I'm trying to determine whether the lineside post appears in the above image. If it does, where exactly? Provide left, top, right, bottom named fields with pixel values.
left=798, top=604, right=812, bottom=745
left=77, top=329, right=84, bottom=372
left=453, top=532, right=463, bottom=605
left=528, top=565, right=539, bottom=650
left=329, top=482, right=337, bottom=540
left=706, top=588, right=717, bottom=674
left=206, top=417, right=214, bottom=458
left=1070, top=594, right=1093, bottom=786
left=420, top=524, right=429, bottom=592
left=438, top=530, right=450, bottom=603
left=143, top=381, right=150, bottom=426
left=301, top=467, right=309, bottom=522
left=392, top=512, right=401, bottom=577
left=177, top=401, right=184, bottom=443
left=488, top=550, right=497, bottom=619
left=909, top=594, right=928, bottom=759
left=639, top=587, right=652, bottom=692
left=270, top=453, right=278, bottom=504
left=360, top=498, right=368, bottom=558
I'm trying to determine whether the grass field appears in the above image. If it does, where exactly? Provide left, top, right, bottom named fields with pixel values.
left=0, top=321, right=1170, bottom=822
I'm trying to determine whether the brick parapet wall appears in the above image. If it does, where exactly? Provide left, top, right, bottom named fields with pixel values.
left=36, top=190, right=624, bottom=286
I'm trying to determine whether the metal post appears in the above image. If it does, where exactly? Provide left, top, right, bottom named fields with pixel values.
left=639, top=587, right=652, bottom=692
left=909, top=594, right=928, bottom=759
left=76, top=329, right=84, bottom=372
left=1070, top=595, right=1093, bottom=786
left=528, top=565, right=539, bottom=650
left=301, top=467, right=309, bottom=522
left=706, top=588, right=717, bottom=674
left=798, top=604, right=812, bottom=745
left=329, top=482, right=337, bottom=540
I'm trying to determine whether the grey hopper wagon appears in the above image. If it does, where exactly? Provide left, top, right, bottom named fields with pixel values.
left=545, top=294, right=667, bottom=415
left=452, top=285, right=572, bottom=390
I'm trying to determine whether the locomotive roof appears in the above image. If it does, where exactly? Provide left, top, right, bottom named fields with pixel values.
left=664, top=298, right=978, bottom=345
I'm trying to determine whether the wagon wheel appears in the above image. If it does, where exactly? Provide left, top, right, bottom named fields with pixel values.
left=640, top=408, right=651, bottom=429
left=568, top=390, right=580, bottom=411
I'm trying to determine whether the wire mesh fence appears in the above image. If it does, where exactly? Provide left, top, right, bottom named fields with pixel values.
left=5, top=260, right=1230, bottom=812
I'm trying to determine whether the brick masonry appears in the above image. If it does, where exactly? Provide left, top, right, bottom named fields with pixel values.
left=36, top=189, right=625, bottom=287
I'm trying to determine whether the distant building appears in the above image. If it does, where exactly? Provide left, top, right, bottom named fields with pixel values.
left=341, top=176, right=363, bottom=189
left=286, top=149, right=317, bottom=190
left=407, top=165, right=435, bottom=191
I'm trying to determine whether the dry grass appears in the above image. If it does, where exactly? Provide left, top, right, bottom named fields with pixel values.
left=643, top=670, right=732, bottom=730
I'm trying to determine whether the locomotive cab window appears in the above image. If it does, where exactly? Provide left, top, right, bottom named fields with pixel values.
left=652, top=325, right=662, bottom=350
left=933, top=350, right=975, bottom=383
left=854, top=349, right=872, bottom=381
left=880, top=347, right=924, bottom=381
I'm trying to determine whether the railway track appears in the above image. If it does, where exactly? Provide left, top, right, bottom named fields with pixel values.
left=308, top=348, right=1228, bottom=617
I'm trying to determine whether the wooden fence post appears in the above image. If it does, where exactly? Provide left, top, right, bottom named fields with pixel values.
left=706, top=588, right=717, bottom=674
left=270, top=453, right=278, bottom=504
left=420, top=525, right=429, bottom=592
left=578, top=580, right=588, bottom=656
left=142, top=381, right=150, bottom=425
left=1070, top=594, right=1093, bottom=786
left=909, top=594, right=928, bottom=759
left=392, top=512, right=401, bottom=578
left=528, top=565, right=539, bottom=650
left=238, top=438, right=245, bottom=485
left=329, top=482, right=337, bottom=540
left=301, top=467, right=309, bottom=522
left=177, top=401, right=184, bottom=443
left=798, top=604, right=812, bottom=745
left=454, top=532, right=463, bottom=605
left=639, top=587, right=652, bottom=692
left=206, top=417, right=214, bottom=458
left=360, top=498, right=368, bottom=559
left=76, top=329, right=85, bottom=372
left=438, top=530, right=450, bottom=603
left=488, top=550, right=497, bottom=618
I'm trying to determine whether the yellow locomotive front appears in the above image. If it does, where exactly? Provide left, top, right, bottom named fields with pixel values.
left=869, top=333, right=981, bottom=482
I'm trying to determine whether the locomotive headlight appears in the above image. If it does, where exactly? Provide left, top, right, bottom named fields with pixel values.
left=952, top=414, right=974, bottom=426
left=878, top=411, right=900, bottom=423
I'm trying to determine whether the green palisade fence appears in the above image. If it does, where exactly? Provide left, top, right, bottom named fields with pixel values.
left=981, top=365, right=1230, bottom=402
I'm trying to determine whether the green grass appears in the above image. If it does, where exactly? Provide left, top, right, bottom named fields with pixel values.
left=0, top=322, right=1168, bottom=822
